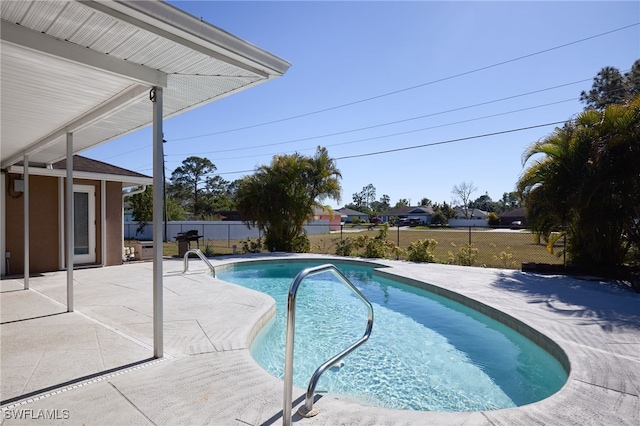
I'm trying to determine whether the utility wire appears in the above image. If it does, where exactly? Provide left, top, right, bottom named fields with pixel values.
left=174, top=120, right=566, bottom=177
left=203, top=99, right=575, bottom=162
left=335, top=121, right=566, bottom=160
left=168, top=79, right=590, bottom=157
left=168, top=22, right=639, bottom=142
left=134, top=99, right=574, bottom=173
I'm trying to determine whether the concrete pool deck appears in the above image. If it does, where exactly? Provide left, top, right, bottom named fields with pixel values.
left=1, top=254, right=639, bottom=425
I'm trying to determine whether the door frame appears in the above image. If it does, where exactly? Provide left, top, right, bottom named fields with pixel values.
left=72, top=184, right=96, bottom=265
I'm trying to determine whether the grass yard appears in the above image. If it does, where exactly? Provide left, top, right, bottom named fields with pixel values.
left=146, top=227, right=564, bottom=270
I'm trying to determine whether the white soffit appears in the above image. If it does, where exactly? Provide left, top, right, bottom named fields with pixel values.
left=1, top=0, right=291, bottom=169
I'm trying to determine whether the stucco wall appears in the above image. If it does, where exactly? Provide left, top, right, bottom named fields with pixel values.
left=5, top=173, right=59, bottom=274
left=3, top=173, right=124, bottom=275
left=106, top=181, right=123, bottom=266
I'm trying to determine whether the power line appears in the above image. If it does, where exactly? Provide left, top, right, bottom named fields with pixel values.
left=138, top=98, right=573, bottom=173
left=334, top=121, right=566, bottom=160
left=202, top=120, right=566, bottom=176
left=167, top=79, right=590, bottom=157
left=168, top=22, right=639, bottom=142
left=204, top=98, right=575, bottom=162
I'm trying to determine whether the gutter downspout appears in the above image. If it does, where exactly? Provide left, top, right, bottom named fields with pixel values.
left=122, top=185, right=146, bottom=260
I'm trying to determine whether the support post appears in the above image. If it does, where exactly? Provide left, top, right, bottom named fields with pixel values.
left=151, top=87, right=164, bottom=358
left=66, top=134, right=74, bottom=312
left=23, top=155, right=29, bottom=289
left=101, top=180, right=107, bottom=266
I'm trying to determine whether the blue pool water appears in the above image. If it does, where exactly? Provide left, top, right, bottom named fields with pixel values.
left=217, top=261, right=567, bottom=412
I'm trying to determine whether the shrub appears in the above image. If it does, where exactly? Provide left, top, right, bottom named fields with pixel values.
left=290, top=234, right=311, bottom=253
left=407, top=238, right=437, bottom=262
left=240, top=237, right=263, bottom=254
left=334, top=224, right=396, bottom=259
left=335, top=237, right=357, bottom=256
left=487, top=212, right=500, bottom=226
left=202, top=244, right=215, bottom=257
left=447, top=242, right=478, bottom=266
left=493, top=247, right=516, bottom=268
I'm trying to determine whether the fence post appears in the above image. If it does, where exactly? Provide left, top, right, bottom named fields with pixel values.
left=397, top=224, right=400, bottom=260
left=468, top=226, right=472, bottom=246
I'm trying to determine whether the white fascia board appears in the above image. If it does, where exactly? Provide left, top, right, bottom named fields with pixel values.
left=1, top=84, right=149, bottom=169
left=90, top=0, right=291, bottom=77
left=1, top=21, right=167, bottom=87
left=7, top=165, right=152, bottom=186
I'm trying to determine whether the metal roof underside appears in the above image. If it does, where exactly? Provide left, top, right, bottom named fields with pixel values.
left=1, top=0, right=291, bottom=169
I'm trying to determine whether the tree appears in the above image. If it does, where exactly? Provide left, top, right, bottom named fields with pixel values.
left=432, top=201, right=456, bottom=224
left=198, top=175, right=235, bottom=214
left=351, top=184, right=376, bottom=214
left=451, top=181, right=477, bottom=219
left=169, top=156, right=217, bottom=218
left=395, top=198, right=409, bottom=208
left=419, top=197, right=432, bottom=207
left=580, top=60, right=640, bottom=110
left=360, top=184, right=376, bottom=209
left=129, top=186, right=153, bottom=226
left=166, top=198, right=187, bottom=221
left=380, top=194, right=391, bottom=209
left=499, top=192, right=521, bottom=212
left=518, top=94, right=640, bottom=267
left=235, top=147, right=341, bottom=252
left=627, top=59, right=640, bottom=98
left=470, top=193, right=493, bottom=212
left=351, top=193, right=365, bottom=211
left=129, top=185, right=186, bottom=233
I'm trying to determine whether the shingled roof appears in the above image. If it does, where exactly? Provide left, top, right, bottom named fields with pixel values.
left=53, top=156, right=150, bottom=179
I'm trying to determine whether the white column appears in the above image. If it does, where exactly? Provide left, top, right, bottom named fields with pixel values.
left=152, top=87, right=164, bottom=358
left=66, top=134, right=74, bottom=312
left=23, top=155, right=29, bottom=289
left=0, top=173, right=5, bottom=277
left=58, top=177, right=65, bottom=270
left=101, top=180, right=107, bottom=267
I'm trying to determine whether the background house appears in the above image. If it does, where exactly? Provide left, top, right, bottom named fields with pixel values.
left=448, top=208, right=489, bottom=227
left=313, top=207, right=342, bottom=231
left=3, top=156, right=151, bottom=275
left=380, top=206, right=433, bottom=226
left=334, top=207, right=369, bottom=223
left=500, top=207, right=527, bottom=227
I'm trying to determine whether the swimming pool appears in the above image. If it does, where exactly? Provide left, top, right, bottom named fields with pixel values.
left=217, top=260, right=568, bottom=412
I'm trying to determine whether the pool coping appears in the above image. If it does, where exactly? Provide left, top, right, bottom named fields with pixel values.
left=1, top=254, right=639, bottom=425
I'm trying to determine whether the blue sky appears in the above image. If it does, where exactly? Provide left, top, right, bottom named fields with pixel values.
left=84, top=1, right=639, bottom=209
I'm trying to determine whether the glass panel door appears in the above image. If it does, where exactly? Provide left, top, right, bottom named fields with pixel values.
left=74, top=192, right=89, bottom=255
left=72, top=185, right=96, bottom=264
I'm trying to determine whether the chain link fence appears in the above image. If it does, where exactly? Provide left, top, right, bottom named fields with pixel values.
left=126, top=221, right=565, bottom=270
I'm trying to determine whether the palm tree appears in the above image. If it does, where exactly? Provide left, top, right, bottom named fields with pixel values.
left=235, top=147, right=342, bottom=252
left=518, top=94, right=640, bottom=267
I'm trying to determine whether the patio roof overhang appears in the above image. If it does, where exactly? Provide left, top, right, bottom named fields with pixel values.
left=5, top=164, right=152, bottom=187
left=1, top=0, right=291, bottom=169
left=1, top=0, right=290, bottom=360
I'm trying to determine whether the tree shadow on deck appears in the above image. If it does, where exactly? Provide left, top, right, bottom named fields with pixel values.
left=491, top=271, right=640, bottom=331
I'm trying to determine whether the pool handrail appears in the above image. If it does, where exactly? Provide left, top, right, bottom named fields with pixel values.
left=182, top=248, right=215, bottom=277
left=282, top=264, right=374, bottom=425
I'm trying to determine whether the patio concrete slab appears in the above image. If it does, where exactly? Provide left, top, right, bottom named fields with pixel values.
left=1, top=254, right=639, bottom=425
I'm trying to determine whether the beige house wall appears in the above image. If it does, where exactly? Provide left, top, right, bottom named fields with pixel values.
left=4, top=173, right=123, bottom=275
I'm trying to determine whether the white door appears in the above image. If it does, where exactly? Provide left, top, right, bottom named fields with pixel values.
left=73, top=185, right=96, bottom=264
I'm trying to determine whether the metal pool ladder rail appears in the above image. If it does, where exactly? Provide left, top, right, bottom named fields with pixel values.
left=282, top=264, right=374, bottom=425
left=182, top=248, right=215, bottom=277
